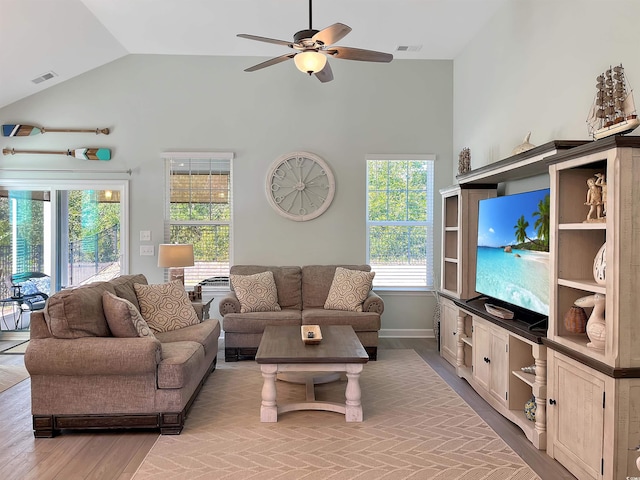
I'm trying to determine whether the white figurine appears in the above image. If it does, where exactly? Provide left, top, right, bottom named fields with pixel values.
left=574, top=293, right=606, bottom=350
left=584, top=176, right=604, bottom=222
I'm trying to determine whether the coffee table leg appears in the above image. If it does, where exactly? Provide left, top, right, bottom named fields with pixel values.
left=260, top=364, right=278, bottom=422
left=345, top=364, right=364, bottom=422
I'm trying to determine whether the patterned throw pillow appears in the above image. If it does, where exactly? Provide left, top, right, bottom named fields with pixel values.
left=230, top=271, right=281, bottom=313
left=134, top=281, right=200, bottom=333
left=102, top=291, right=155, bottom=339
left=324, top=267, right=375, bottom=312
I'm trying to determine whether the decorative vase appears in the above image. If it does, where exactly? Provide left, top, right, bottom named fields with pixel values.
left=564, top=305, right=588, bottom=333
left=524, top=396, right=536, bottom=422
left=593, top=243, right=606, bottom=285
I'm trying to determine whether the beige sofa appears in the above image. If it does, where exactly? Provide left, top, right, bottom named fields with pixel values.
left=24, top=274, right=220, bottom=437
left=221, top=265, right=383, bottom=362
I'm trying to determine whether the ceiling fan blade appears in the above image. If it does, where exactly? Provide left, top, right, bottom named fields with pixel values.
left=326, top=46, right=393, bottom=63
left=312, top=23, right=351, bottom=46
left=237, top=34, right=293, bottom=48
left=315, top=62, right=334, bottom=83
left=244, top=53, right=297, bottom=72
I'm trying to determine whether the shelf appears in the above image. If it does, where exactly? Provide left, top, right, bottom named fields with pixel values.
left=461, top=336, right=472, bottom=347
left=508, top=409, right=537, bottom=440
left=558, top=222, right=606, bottom=230
left=557, top=278, right=606, bottom=294
left=512, top=370, right=535, bottom=387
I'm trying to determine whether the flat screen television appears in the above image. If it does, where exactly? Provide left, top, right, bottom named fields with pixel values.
left=475, top=188, right=550, bottom=320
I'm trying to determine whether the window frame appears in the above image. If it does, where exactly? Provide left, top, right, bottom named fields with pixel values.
left=365, top=154, right=435, bottom=292
left=163, top=151, right=234, bottom=287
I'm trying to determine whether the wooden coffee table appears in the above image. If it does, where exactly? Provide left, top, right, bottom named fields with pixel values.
left=255, top=325, right=369, bottom=422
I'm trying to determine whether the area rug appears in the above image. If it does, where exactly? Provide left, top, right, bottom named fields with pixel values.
left=0, top=365, right=29, bottom=394
left=134, top=350, right=539, bottom=479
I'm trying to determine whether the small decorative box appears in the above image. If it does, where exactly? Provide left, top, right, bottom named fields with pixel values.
left=301, top=325, right=322, bottom=345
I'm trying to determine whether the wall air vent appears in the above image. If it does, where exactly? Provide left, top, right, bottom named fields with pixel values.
left=31, top=71, right=58, bottom=85
left=396, top=45, right=423, bottom=52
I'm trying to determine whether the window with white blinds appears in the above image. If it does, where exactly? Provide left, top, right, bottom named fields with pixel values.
left=164, top=152, right=233, bottom=287
left=366, top=155, right=435, bottom=290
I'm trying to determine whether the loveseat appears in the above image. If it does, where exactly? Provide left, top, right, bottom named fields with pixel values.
left=221, top=265, right=384, bottom=362
left=24, top=274, right=220, bottom=437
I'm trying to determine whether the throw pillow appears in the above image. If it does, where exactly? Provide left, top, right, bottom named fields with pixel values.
left=102, top=291, right=155, bottom=339
left=134, top=281, right=200, bottom=333
left=324, top=267, right=375, bottom=312
left=230, top=271, right=281, bottom=313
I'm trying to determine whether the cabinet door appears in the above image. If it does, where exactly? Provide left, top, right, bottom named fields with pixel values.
left=473, top=320, right=491, bottom=392
left=473, top=319, right=508, bottom=406
left=440, top=298, right=458, bottom=366
left=548, top=352, right=605, bottom=480
left=488, top=328, right=509, bottom=405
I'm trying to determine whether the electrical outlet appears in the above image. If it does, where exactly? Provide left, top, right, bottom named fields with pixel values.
left=140, top=245, right=154, bottom=256
left=140, top=230, right=151, bottom=241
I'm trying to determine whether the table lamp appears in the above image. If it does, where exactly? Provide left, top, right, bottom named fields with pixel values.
left=157, top=244, right=194, bottom=285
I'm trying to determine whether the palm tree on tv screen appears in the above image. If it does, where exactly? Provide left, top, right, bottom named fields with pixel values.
left=512, top=193, right=550, bottom=251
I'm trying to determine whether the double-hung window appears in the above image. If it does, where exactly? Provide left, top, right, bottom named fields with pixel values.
left=366, top=155, right=435, bottom=290
left=164, top=152, right=233, bottom=287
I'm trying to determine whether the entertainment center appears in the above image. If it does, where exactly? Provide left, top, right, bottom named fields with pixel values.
left=438, top=137, right=640, bottom=480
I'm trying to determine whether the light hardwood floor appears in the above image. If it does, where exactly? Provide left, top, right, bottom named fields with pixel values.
left=0, top=337, right=575, bottom=480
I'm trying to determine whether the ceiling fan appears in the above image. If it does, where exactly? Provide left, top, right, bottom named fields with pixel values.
left=237, top=0, right=393, bottom=83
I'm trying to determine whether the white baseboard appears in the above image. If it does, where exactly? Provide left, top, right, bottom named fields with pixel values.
left=379, top=328, right=434, bottom=339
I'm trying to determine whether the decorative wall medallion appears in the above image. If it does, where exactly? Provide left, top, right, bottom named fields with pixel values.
left=265, top=151, right=335, bottom=221
left=593, top=242, right=606, bottom=285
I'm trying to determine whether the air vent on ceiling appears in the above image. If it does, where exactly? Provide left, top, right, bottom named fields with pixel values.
left=31, top=71, right=58, bottom=85
left=396, top=45, right=423, bottom=52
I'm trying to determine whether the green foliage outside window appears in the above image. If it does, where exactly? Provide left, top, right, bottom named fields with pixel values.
left=367, top=160, right=431, bottom=266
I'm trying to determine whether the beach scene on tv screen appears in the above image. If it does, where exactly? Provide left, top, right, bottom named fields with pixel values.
left=476, top=189, right=550, bottom=316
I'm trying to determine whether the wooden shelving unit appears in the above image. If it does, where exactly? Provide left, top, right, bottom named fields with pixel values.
left=544, top=136, right=640, bottom=480
left=436, top=141, right=586, bottom=451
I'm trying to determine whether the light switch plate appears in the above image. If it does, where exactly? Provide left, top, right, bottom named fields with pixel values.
left=140, top=245, right=154, bottom=256
left=140, top=230, right=151, bottom=241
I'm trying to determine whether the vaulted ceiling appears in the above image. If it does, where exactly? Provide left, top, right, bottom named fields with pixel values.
left=1, top=0, right=510, bottom=108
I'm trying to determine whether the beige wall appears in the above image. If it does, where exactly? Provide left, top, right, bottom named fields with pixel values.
left=454, top=0, right=640, bottom=176
left=0, top=55, right=453, bottom=335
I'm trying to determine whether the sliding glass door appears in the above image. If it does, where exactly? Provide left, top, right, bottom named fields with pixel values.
left=0, top=180, right=128, bottom=332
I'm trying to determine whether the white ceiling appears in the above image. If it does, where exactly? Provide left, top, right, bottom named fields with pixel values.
left=0, top=0, right=510, bottom=109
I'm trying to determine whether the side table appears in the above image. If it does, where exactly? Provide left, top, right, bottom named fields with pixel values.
left=191, top=298, right=214, bottom=320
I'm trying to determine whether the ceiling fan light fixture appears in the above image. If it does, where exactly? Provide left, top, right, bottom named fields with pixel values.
left=294, top=51, right=326, bottom=75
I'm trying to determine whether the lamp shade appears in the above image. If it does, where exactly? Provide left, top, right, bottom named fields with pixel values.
left=157, top=244, right=194, bottom=268
left=294, top=51, right=327, bottom=74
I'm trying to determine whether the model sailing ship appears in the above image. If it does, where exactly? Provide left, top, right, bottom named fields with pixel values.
left=586, top=64, right=640, bottom=140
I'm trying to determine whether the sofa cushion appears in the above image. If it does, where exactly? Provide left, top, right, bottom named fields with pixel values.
left=109, top=274, right=148, bottom=311
left=134, top=281, right=200, bottom=333
left=155, top=318, right=221, bottom=356
left=230, top=265, right=302, bottom=310
left=302, top=265, right=372, bottom=309
left=102, top=291, right=155, bottom=339
left=158, top=341, right=204, bottom=389
left=302, top=308, right=381, bottom=332
left=324, top=267, right=375, bottom=312
left=230, top=271, right=281, bottom=313
left=44, top=281, right=116, bottom=338
left=222, top=310, right=301, bottom=333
